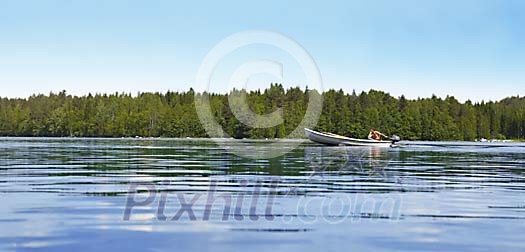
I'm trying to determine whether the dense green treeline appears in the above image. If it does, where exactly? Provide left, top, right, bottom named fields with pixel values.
left=0, top=84, right=523, bottom=140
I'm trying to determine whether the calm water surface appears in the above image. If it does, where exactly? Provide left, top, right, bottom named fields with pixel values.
left=1, top=138, right=524, bottom=251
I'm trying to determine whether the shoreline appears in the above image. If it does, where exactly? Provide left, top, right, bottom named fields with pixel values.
left=0, top=136, right=523, bottom=143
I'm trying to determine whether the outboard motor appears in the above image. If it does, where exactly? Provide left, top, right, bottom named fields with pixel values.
left=390, top=135, right=400, bottom=144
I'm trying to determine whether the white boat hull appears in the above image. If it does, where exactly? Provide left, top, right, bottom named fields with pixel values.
left=304, top=128, right=393, bottom=147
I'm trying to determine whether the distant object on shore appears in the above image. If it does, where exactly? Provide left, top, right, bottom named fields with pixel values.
left=476, top=138, right=513, bottom=143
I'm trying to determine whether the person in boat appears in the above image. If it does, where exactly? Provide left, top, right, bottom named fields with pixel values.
left=368, top=129, right=387, bottom=141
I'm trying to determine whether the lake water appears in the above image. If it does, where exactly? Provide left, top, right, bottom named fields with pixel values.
left=1, top=138, right=524, bottom=251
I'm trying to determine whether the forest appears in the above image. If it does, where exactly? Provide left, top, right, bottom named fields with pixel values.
left=0, top=84, right=523, bottom=140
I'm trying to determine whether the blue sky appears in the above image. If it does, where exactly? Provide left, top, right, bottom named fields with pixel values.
left=0, top=0, right=524, bottom=101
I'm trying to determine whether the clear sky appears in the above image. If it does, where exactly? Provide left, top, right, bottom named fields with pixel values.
left=1, top=0, right=524, bottom=101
